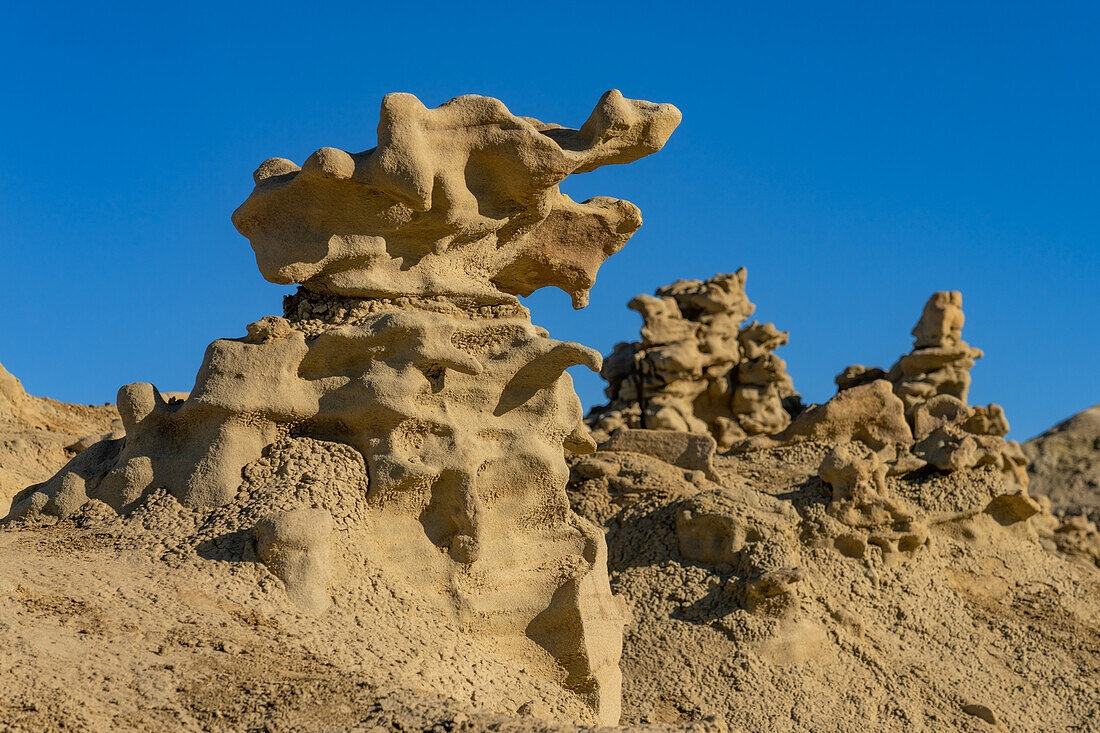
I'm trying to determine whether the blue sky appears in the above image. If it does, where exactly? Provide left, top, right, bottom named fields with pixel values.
left=1, top=1, right=1096, bottom=440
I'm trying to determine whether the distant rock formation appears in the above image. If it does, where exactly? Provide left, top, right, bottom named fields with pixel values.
left=7, top=90, right=681, bottom=725
left=587, top=269, right=801, bottom=449
left=576, top=288, right=1044, bottom=617
left=1025, top=405, right=1100, bottom=523
left=836, top=290, right=984, bottom=410
left=588, top=283, right=1029, bottom=496
left=833, top=291, right=1028, bottom=490
left=0, top=362, right=120, bottom=513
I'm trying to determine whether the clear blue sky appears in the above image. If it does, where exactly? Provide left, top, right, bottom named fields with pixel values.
left=2, top=2, right=1097, bottom=440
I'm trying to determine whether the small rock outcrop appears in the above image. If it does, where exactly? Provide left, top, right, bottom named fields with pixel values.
left=7, top=90, right=681, bottom=725
left=834, top=291, right=1029, bottom=490
left=839, top=291, right=983, bottom=410
left=588, top=269, right=800, bottom=449
left=773, top=379, right=913, bottom=451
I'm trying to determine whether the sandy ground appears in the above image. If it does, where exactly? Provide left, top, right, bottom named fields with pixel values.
left=2, top=371, right=1098, bottom=731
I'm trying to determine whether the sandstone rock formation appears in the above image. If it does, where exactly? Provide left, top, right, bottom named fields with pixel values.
left=834, top=291, right=981, bottom=407
left=833, top=291, right=1029, bottom=490
left=771, top=379, right=913, bottom=451
left=6, top=90, right=681, bottom=725
left=1025, top=404, right=1100, bottom=522
left=232, top=89, right=681, bottom=310
left=7, top=83, right=1099, bottom=732
left=0, top=362, right=121, bottom=513
left=561, top=286, right=1095, bottom=730
left=580, top=288, right=1039, bottom=587
left=588, top=269, right=800, bottom=449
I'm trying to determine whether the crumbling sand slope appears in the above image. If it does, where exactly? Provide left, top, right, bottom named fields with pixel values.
left=0, top=362, right=120, bottom=513
left=0, top=466, right=595, bottom=732
left=569, top=441, right=1100, bottom=732
left=1025, top=405, right=1100, bottom=522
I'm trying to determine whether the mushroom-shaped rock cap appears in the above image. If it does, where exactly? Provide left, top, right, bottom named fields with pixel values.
left=232, top=90, right=681, bottom=308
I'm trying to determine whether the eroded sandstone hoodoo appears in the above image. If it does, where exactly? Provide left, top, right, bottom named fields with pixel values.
left=571, top=286, right=1043, bottom=629
left=7, top=90, right=681, bottom=724
left=561, top=286, right=1074, bottom=730
left=587, top=269, right=801, bottom=449
left=836, top=290, right=982, bottom=409
left=834, top=291, right=1029, bottom=490
left=232, top=89, right=681, bottom=310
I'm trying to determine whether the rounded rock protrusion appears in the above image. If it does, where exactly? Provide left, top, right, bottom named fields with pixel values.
left=244, top=315, right=293, bottom=343
left=254, top=508, right=334, bottom=614
left=44, top=472, right=89, bottom=519
left=253, top=157, right=301, bottom=184
left=962, top=703, right=998, bottom=725
left=573, top=457, right=620, bottom=480
left=116, top=382, right=160, bottom=434
left=8, top=490, right=49, bottom=521
left=96, top=455, right=155, bottom=510
left=300, top=147, right=355, bottom=180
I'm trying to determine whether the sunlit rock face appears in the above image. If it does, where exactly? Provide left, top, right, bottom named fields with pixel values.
left=587, top=269, right=802, bottom=449
left=11, top=90, right=680, bottom=725
left=232, top=90, right=681, bottom=309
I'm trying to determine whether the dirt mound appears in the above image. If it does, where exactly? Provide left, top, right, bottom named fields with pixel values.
left=0, top=362, right=121, bottom=514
